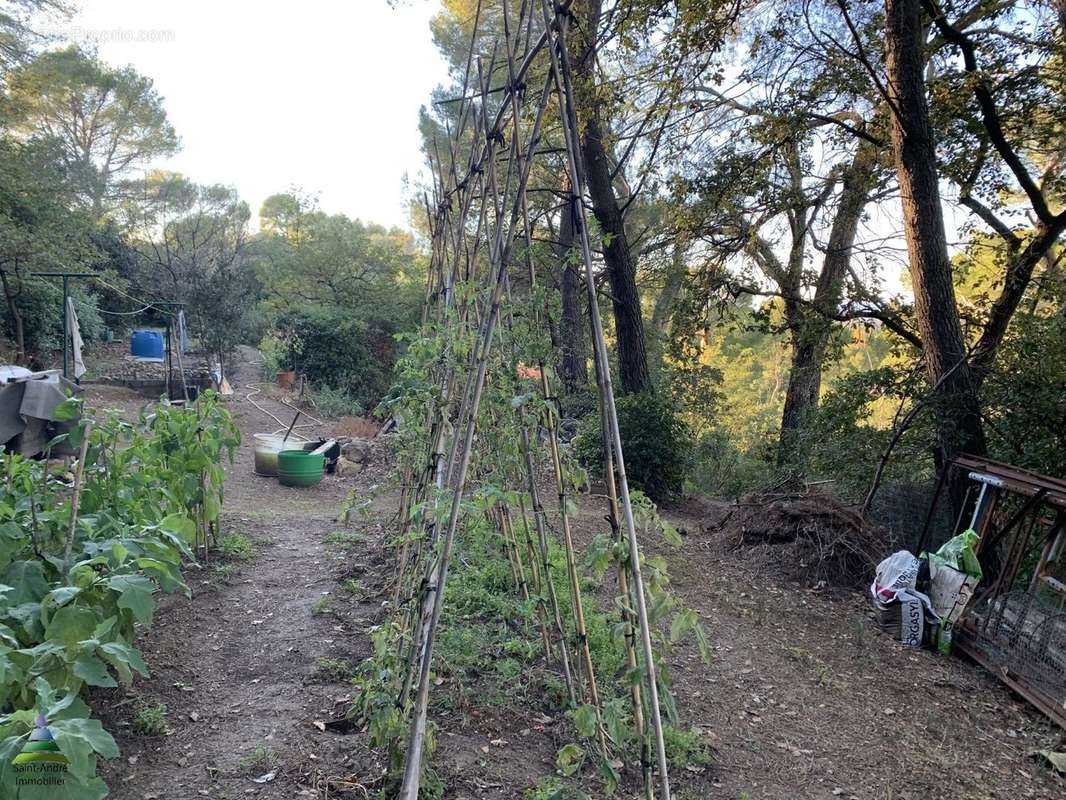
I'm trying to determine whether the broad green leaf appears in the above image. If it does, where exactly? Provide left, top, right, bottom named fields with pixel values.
left=572, top=704, right=597, bottom=739
left=98, top=641, right=148, bottom=684
left=49, top=716, right=118, bottom=781
left=91, top=617, right=116, bottom=641
left=3, top=561, right=48, bottom=604
left=44, top=586, right=82, bottom=610
left=598, top=753, right=620, bottom=795
left=662, top=520, right=683, bottom=547
left=555, top=742, right=585, bottom=776
left=0, top=645, right=23, bottom=685
left=0, top=522, right=23, bottom=571
left=159, top=514, right=195, bottom=544
left=0, top=734, right=25, bottom=797
left=52, top=399, right=81, bottom=422
left=670, top=608, right=696, bottom=644
left=108, top=575, right=155, bottom=626
left=72, top=653, right=116, bottom=688
left=45, top=606, right=97, bottom=649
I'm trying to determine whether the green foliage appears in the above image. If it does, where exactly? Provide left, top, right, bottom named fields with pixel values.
left=0, top=134, right=99, bottom=363
left=688, top=429, right=778, bottom=498
left=980, top=312, right=1066, bottom=475
left=253, top=191, right=425, bottom=408
left=218, top=533, right=254, bottom=562
left=267, top=309, right=391, bottom=411
left=0, top=391, right=239, bottom=797
left=310, top=384, right=364, bottom=419
left=5, top=45, right=179, bottom=214
left=0, top=277, right=104, bottom=358
left=662, top=724, right=713, bottom=768
left=314, top=657, right=353, bottom=683
left=557, top=387, right=599, bottom=421
left=131, top=701, right=168, bottom=736
left=123, top=171, right=257, bottom=364
left=574, top=392, right=692, bottom=503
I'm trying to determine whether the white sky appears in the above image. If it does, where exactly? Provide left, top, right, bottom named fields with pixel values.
left=66, top=0, right=448, bottom=231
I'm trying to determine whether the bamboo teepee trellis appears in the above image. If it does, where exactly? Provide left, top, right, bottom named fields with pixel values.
left=387, top=2, right=674, bottom=798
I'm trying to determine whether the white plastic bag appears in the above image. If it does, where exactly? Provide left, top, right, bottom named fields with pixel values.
left=870, top=550, right=938, bottom=647
left=871, top=550, right=920, bottom=604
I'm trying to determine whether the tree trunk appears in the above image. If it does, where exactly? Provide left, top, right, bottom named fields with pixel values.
left=0, top=268, right=26, bottom=365
left=884, top=0, right=986, bottom=466
left=777, top=139, right=879, bottom=468
left=574, top=0, right=651, bottom=395
left=651, top=244, right=686, bottom=340
left=557, top=194, right=589, bottom=393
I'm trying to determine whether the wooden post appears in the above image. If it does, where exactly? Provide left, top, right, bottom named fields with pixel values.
left=61, top=422, right=93, bottom=575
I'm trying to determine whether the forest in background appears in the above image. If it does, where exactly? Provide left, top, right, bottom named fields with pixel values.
left=0, top=1, right=426, bottom=417
left=414, top=0, right=1065, bottom=513
left=1, top=0, right=1064, bottom=511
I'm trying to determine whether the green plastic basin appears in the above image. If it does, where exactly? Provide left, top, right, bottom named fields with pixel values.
left=277, top=449, right=325, bottom=487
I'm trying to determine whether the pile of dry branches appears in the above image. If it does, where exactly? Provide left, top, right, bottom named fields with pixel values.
left=710, top=492, right=891, bottom=587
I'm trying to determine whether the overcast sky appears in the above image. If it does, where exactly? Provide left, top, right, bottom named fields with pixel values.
left=66, top=0, right=448, bottom=231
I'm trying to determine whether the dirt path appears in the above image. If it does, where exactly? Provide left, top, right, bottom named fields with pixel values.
left=82, top=357, right=1064, bottom=800
left=94, top=350, right=390, bottom=799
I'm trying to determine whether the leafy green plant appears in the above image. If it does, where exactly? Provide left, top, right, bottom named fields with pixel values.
left=0, top=391, right=239, bottom=798
left=132, top=701, right=168, bottom=736
left=271, top=309, right=393, bottom=410
left=214, top=563, right=240, bottom=581
left=310, top=385, right=363, bottom=418
left=689, top=428, right=778, bottom=498
left=574, top=391, right=692, bottom=502
left=218, top=532, right=254, bottom=561
left=315, top=657, right=352, bottom=683
left=662, top=725, right=713, bottom=768
left=237, top=743, right=278, bottom=773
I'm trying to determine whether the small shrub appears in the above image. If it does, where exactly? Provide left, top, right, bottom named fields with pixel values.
left=312, top=385, right=364, bottom=418
left=238, top=744, right=278, bottom=773
left=574, top=391, right=692, bottom=502
left=219, top=532, right=254, bottom=561
left=315, top=656, right=353, bottom=682
left=132, top=701, right=168, bottom=736
left=663, top=724, right=713, bottom=767
left=214, top=562, right=240, bottom=581
left=273, top=309, right=393, bottom=410
left=311, top=595, right=332, bottom=615
left=689, top=428, right=777, bottom=498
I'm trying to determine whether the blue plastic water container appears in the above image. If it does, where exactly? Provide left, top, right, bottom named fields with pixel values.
left=130, top=330, right=164, bottom=359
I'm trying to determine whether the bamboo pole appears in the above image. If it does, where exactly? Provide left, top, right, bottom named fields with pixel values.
left=61, top=422, right=93, bottom=575
left=497, top=0, right=610, bottom=748
left=499, top=502, right=554, bottom=663
left=398, top=64, right=556, bottom=800
left=519, top=423, right=577, bottom=703
left=539, top=1, right=672, bottom=795
left=592, top=333, right=653, bottom=798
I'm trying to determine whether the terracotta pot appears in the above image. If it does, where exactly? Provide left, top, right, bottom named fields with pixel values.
left=276, top=370, right=296, bottom=390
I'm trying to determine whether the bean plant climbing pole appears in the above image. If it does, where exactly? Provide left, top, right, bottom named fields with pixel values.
left=359, top=3, right=713, bottom=799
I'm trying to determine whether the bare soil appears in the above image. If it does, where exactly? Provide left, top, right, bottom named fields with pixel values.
left=89, top=352, right=392, bottom=799
left=81, top=353, right=1064, bottom=800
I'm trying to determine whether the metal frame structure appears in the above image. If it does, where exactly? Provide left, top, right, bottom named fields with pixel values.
left=29, top=271, right=99, bottom=379
left=918, top=455, right=1066, bottom=727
